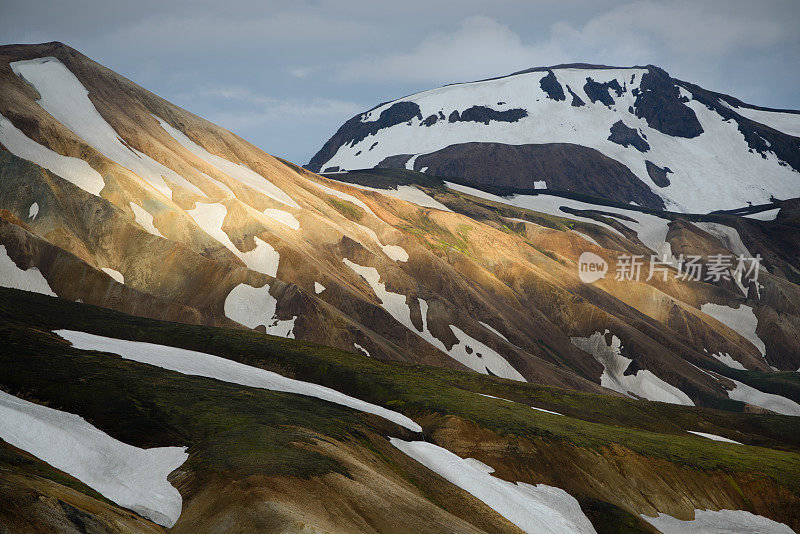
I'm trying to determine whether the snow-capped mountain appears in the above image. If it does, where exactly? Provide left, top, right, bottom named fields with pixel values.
left=308, top=64, right=800, bottom=213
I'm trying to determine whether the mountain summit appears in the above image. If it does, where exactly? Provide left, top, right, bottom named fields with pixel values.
left=308, top=64, right=800, bottom=213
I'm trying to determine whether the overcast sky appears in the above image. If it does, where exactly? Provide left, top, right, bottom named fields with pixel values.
left=3, top=0, right=799, bottom=164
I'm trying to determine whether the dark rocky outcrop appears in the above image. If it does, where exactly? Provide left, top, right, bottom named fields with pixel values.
left=422, top=114, right=438, bottom=127
left=307, top=101, right=422, bottom=172
left=583, top=78, right=624, bottom=106
left=608, top=120, right=650, bottom=152
left=539, top=70, right=566, bottom=101
left=566, top=85, right=585, bottom=107
left=377, top=142, right=665, bottom=209
left=449, top=106, right=528, bottom=125
left=633, top=66, right=703, bottom=138
left=645, top=160, right=672, bottom=187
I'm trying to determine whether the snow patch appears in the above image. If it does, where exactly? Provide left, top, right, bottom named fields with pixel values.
left=727, top=379, right=800, bottom=416
left=642, top=509, right=793, bottom=534
left=313, top=181, right=377, bottom=217
left=0, top=390, right=186, bottom=527
left=188, top=202, right=279, bottom=276
left=56, top=330, right=421, bottom=433
left=224, top=282, right=296, bottom=338
left=712, top=352, right=747, bottom=370
left=11, top=58, right=203, bottom=199
left=343, top=258, right=524, bottom=380
left=390, top=438, right=596, bottom=534
left=28, top=202, right=39, bottom=220
left=314, top=282, right=326, bottom=294
left=571, top=331, right=694, bottom=406
left=100, top=268, right=124, bottom=284
left=355, top=223, right=409, bottom=261
left=0, top=245, right=56, bottom=296
left=724, top=104, right=800, bottom=137
left=353, top=343, right=370, bottom=357
left=0, top=112, right=105, bottom=196
left=448, top=182, right=675, bottom=258
left=700, top=303, right=765, bottom=356
left=263, top=208, right=300, bottom=230
left=532, top=406, right=564, bottom=416
left=129, top=202, right=164, bottom=237
left=693, top=222, right=752, bottom=258
left=687, top=431, right=741, bottom=444
left=331, top=180, right=452, bottom=211
left=155, top=115, right=298, bottom=207
left=479, top=321, right=510, bottom=342
left=744, top=207, right=780, bottom=221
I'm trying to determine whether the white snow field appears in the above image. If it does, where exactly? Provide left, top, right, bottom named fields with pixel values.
left=390, top=438, right=596, bottom=534
left=318, top=68, right=800, bottom=213
left=531, top=406, right=564, bottom=416
left=224, top=282, right=296, bottom=338
left=55, top=329, right=422, bottom=433
left=188, top=202, right=279, bottom=276
left=477, top=393, right=564, bottom=415
left=0, top=244, right=56, bottom=296
left=479, top=321, right=510, bottom=342
left=155, top=116, right=299, bottom=208
left=11, top=58, right=204, bottom=199
left=744, top=208, right=780, bottom=221
left=693, top=222, right=752, bottom=258
left=700, top=303, right=766, bottom=356
left=312, top=180, right=377, bottom=217
left=723, top=103, right=800, bottom=138
left=0, top=112, right=105, bottom=196
left=727, top=379, right=800, bottom=416
left=0, top=390, right=187, bottom=527
left=330, top=179, right=452, bottom=212
left=129, top=202, right=164, bottom=237
left=100, top=267, right=124, bottom=285
left=642, top=509, right=794, bottom=534
left=712, top=352, right=747, bottom=370
left=447, top=182, right=676, bottom=259
left=686, top=431, right=742, bottom=444
left=263, top=208, right=301, bottom=230
left=343, top=258, right=525, bottom=380
left=571, top=331, right=694, bottom=406
left=355, top=223, right=409, bottom=261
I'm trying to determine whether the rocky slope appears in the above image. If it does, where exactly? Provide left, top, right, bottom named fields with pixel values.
left=308, top=64, right=800, bottom=213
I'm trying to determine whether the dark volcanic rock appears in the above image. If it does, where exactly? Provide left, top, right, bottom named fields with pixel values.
left=454, top=105, right=528, bottom=125
left=377, top=154, right=413, bottom=169
left=566, top=85, right=585, bottom=107
left=377, top=142, right=665, bottom=209
left=645, top=160, right=672, bottom=187
left=422, top=114, right=438, bottom=127
left=583, top=78, right=624, bottom=106
left=633, top=66, right=703, bottom=138
left=608, top=120, right=650, bottom=152
left=540, top=70, right=566, bottom=101
left=307, top=101, right=422, bottom=172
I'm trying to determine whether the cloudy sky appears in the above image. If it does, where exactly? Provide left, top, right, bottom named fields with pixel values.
left=3, top=0, right=799, bottom=164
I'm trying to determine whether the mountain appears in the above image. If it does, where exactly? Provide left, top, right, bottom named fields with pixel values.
left=2, top=42, right=800, bottom=532
left=307, top=64, right=800, bottom=213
